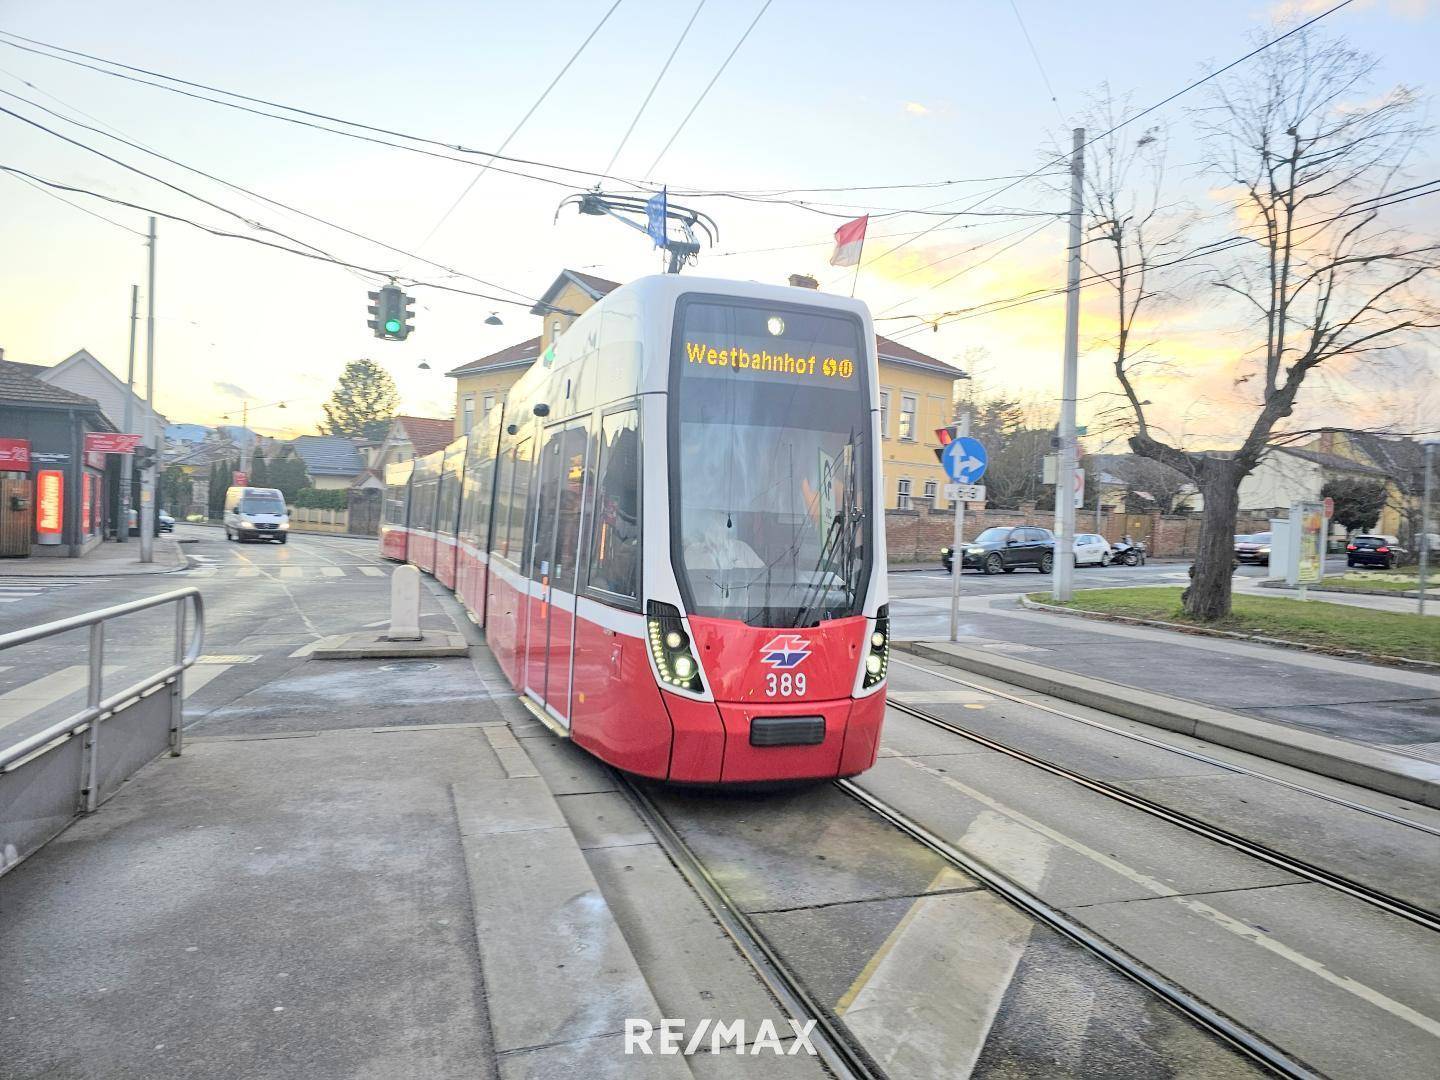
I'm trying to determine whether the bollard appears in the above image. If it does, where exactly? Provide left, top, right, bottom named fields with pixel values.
left=387, top=564, right=423, bottom=641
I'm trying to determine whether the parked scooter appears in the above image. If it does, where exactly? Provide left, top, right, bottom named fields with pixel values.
left=1110, top=536, right=1147, bottom=567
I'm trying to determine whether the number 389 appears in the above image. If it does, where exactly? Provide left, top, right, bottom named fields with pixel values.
left=765, top=672, right=807, bottom=697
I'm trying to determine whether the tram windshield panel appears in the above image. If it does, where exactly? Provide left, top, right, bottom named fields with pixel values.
left=672, top=299, right=872, bottom=627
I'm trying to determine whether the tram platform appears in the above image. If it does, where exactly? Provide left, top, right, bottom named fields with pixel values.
left=0, top=647, right=711, bottom=1080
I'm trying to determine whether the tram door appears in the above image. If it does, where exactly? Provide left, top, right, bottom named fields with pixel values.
left=524, top=421, right=590, bottom=724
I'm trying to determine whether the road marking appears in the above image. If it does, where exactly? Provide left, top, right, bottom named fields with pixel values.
left=195, top=655, right=260, bottom=665
left=184, top=664, right=232, bottom=696
left=279, top=567, right=303, bottom=580
left=287, top=641, right=321, bottom=658
left=896, top=755, right=1440, bottom=1040
left=235, top=567, right=261, bottom=578
left=0, top=665, right=121, bottom=731
left=837, top=862, right=1032, bottom=1080
left=320, top=567, right=344, bottom=577
left=358, top=566, right=384, bottom=577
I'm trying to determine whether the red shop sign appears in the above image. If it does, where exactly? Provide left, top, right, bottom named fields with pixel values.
left=84, top=432, right=143, bottom=454
left=0, top=438, right=30, bottom=469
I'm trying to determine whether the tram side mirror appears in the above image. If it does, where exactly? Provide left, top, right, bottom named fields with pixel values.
left=532, top=403, right=551, bottom=417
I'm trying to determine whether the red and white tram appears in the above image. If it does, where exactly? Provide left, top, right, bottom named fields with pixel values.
left=382, top=275, right=889, bottom=783
left=379, top=460, right=412, bottom=562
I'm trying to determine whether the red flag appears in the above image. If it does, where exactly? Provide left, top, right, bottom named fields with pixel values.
left=829, top=215, right=868, bottom=267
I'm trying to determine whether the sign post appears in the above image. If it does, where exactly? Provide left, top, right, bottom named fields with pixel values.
left=941, top=424, right=987, bottom=643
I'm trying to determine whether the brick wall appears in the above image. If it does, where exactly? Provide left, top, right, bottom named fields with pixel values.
left=885, top=505, right=1276, bottom=561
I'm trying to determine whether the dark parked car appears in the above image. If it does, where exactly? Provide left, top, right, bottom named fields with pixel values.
left=1347, top=534, right=1404, bottom=569
left=1234, top=532, right=1272, bottom=565
left=949, top=525, right=1056, bottom=575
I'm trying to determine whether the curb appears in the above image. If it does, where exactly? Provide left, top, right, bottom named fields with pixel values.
left=894, top=639, right=1440, bottom=810
left=1259, top=579, right=1437, bottom=601
left=1018, top=593, right=1440, bottom=674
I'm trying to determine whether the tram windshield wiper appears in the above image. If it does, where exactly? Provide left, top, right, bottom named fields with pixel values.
left=789, top=436, right=862, bottom=628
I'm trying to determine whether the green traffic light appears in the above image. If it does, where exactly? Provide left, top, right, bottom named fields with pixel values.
left=384, top=318, right=402, bottom=334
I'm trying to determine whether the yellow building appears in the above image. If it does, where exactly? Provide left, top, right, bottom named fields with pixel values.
left=445, top=271, right=620, bottom=438
left=446, top=269, right=965, bottom=508
left=1306, top=428, right=1425, bottom=538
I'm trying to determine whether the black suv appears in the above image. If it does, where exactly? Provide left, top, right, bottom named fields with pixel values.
left=947, top=526, right=1056, bottom=574
left=1346, top=534, right=1404, bottom=569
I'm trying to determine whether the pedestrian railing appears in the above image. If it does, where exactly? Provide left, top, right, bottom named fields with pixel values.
left=0, top=588, right=203, bottom=877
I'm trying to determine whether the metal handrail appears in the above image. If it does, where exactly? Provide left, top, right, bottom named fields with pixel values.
left=0, top=588, right=204, bottom=772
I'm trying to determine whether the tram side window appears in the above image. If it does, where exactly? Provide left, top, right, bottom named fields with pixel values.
left=552, top=426, right=591, bottom=590
left=504, top=437, right=533, bottom=564
left=588, top=410, right=640, bottom=601
left=493, top=442, right=516, bottom=559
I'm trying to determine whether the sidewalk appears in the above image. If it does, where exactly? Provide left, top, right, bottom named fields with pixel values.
left=892, top=592, right=1440, bottom=764
left=0, top=536, right=188, bottom=577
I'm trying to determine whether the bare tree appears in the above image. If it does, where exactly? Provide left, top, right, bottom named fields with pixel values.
left=1109, top=31, right=1438, bottom=619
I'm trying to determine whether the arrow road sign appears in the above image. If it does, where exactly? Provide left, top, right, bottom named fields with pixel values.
left=941, top=437, right=988, bottom=484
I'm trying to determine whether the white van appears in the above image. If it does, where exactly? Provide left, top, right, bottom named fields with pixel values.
left=223, top=486, right=290, bottom=543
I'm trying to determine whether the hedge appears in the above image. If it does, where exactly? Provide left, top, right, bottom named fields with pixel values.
left=290, top=488, right=349, bottom=510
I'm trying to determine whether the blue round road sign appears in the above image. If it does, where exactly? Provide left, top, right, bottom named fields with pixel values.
left=942, top=437, right=988, bottom=483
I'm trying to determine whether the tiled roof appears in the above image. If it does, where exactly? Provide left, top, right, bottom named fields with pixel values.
left=0, top=360, right=49, bottom=378
left=445, top=337, right=542, bottom=379
left=0, top=360, right=110, bottom=411
left=1275, top=445, right=1388, bottom=476
left=875, top=334, right=965, bottom=378
left=290, top=435, right=367, bottom=476
left=396, top=415, right=455, bottom=457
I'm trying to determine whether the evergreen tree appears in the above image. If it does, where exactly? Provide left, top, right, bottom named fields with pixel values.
left=268, top=448, right=310, bottom=502
left=321, top=359, right=398, bottom=441
left=207, top=461, right=223, bottom=518
left=249, top=446, right=269, bottom=485
left=1321, top=479, right=1387, bottom=535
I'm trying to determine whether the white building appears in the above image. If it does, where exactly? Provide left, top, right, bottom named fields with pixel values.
left=10, top=348, right=167, bottom=447
left=1238, top=445, right=1388, bottom=515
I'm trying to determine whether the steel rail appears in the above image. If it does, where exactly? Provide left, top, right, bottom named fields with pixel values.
left=615, top=773, right=882, bottom=1080
left=835, top=778, right=1321, bottom=1080
left=890, top=655, right=1440, bottom=839
left=0, top=588, right=204, bottom=771
left=884, top=695, right=1440, bottom=934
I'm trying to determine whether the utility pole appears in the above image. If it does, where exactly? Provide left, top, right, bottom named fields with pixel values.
left=118, top=284, right=138, bottom=544
left=948, top=410, right=972, bottom=643
left=139, top=217, right=157, bottom=563
left=1420, top=440, right=1436, bottom=616
left=1052, top=127, right=1085, bottom=602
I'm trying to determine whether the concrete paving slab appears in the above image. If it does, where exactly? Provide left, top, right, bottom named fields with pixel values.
left=648, top=782, right=971, bottom=913
left=497, top=1031, right=692, bottom=1079
left=559, top=790, right=653, bottom=849
left=878, top=709, right=1006, bottom=759
left=455, top=776, right=568, bottom=834
left=522, top=731, right=621, bottom=794
left=858, top=754, right=1302, bottom=908
left=1248, top=695, right=1440, bottom=746
left=584, top=844, right=827, bottom=1080
left=309, top=629, right=469, bottom=658
left=0, top=727, right=502, bottom=1080
left=1076, top=886, right=1440, bottom=1080
left=1114, top=771, right=1440, bottom=913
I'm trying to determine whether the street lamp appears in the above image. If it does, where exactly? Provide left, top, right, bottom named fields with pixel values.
left=484, top=312, right=504, bottom=326
left=220, top=399, right=287, bottom=456
left=417, top=360, right=432, bottom=371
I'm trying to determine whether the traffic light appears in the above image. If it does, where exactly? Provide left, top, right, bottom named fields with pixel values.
left=367, top=285, right=415, bottom=340
left=133, top=445, right=157, bottom=472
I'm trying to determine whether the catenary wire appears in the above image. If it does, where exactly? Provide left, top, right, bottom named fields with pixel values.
left=602, top=0, right=705, bottom=177
left=0, top=165, right=582, bottom=313
left=846, top=0, right=1357, bottom=276
left=643, top=0, right=774, bottom=179
left=1008, top=0, right=1067, bottom=124
left=4, top=167, right=145, bottom=235
left=416, top=0, right=626, bottom=249
left=0, top=85, right=542, bottom=305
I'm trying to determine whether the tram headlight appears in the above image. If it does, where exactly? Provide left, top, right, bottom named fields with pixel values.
left=862, top=607, right=890, bottom=689
left=647, top=601, right=704, bottom=693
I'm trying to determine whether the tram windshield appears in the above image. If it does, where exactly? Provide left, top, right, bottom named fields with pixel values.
left=671, top=298, right=872, bottom=627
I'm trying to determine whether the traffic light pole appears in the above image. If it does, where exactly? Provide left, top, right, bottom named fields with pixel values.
left=1052, top=127, right=1085, bottom=602
left=948, top=411, right=971, bottom=643
left=139, top=217, right=157, bottom=564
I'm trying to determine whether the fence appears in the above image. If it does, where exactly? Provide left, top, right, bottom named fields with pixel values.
left=885, top=503, right=1276, bottom=562
left=0, top=588, right=204, bottom=877
left=288, top=506, right=352, bottom=534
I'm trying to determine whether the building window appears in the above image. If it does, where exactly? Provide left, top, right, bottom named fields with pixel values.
left=923, top=479, right=938, bottom=507
left=878, top=390, right=890, bottom=439
left=899, top=394, right=917, bottom=441
left=483, top=393, right=497, bottom=415
left=897, top=478, right=912, bottom=510
left=461, top=394, right=475, bottom=433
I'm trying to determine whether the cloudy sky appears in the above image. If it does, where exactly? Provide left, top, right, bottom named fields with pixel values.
left=1, top=0, right=1435, bottom=445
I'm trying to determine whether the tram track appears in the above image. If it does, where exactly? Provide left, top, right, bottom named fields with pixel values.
left=619, top=766, right=1315, bottom=1080
left=885, top=657, right=1440, bottom=934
